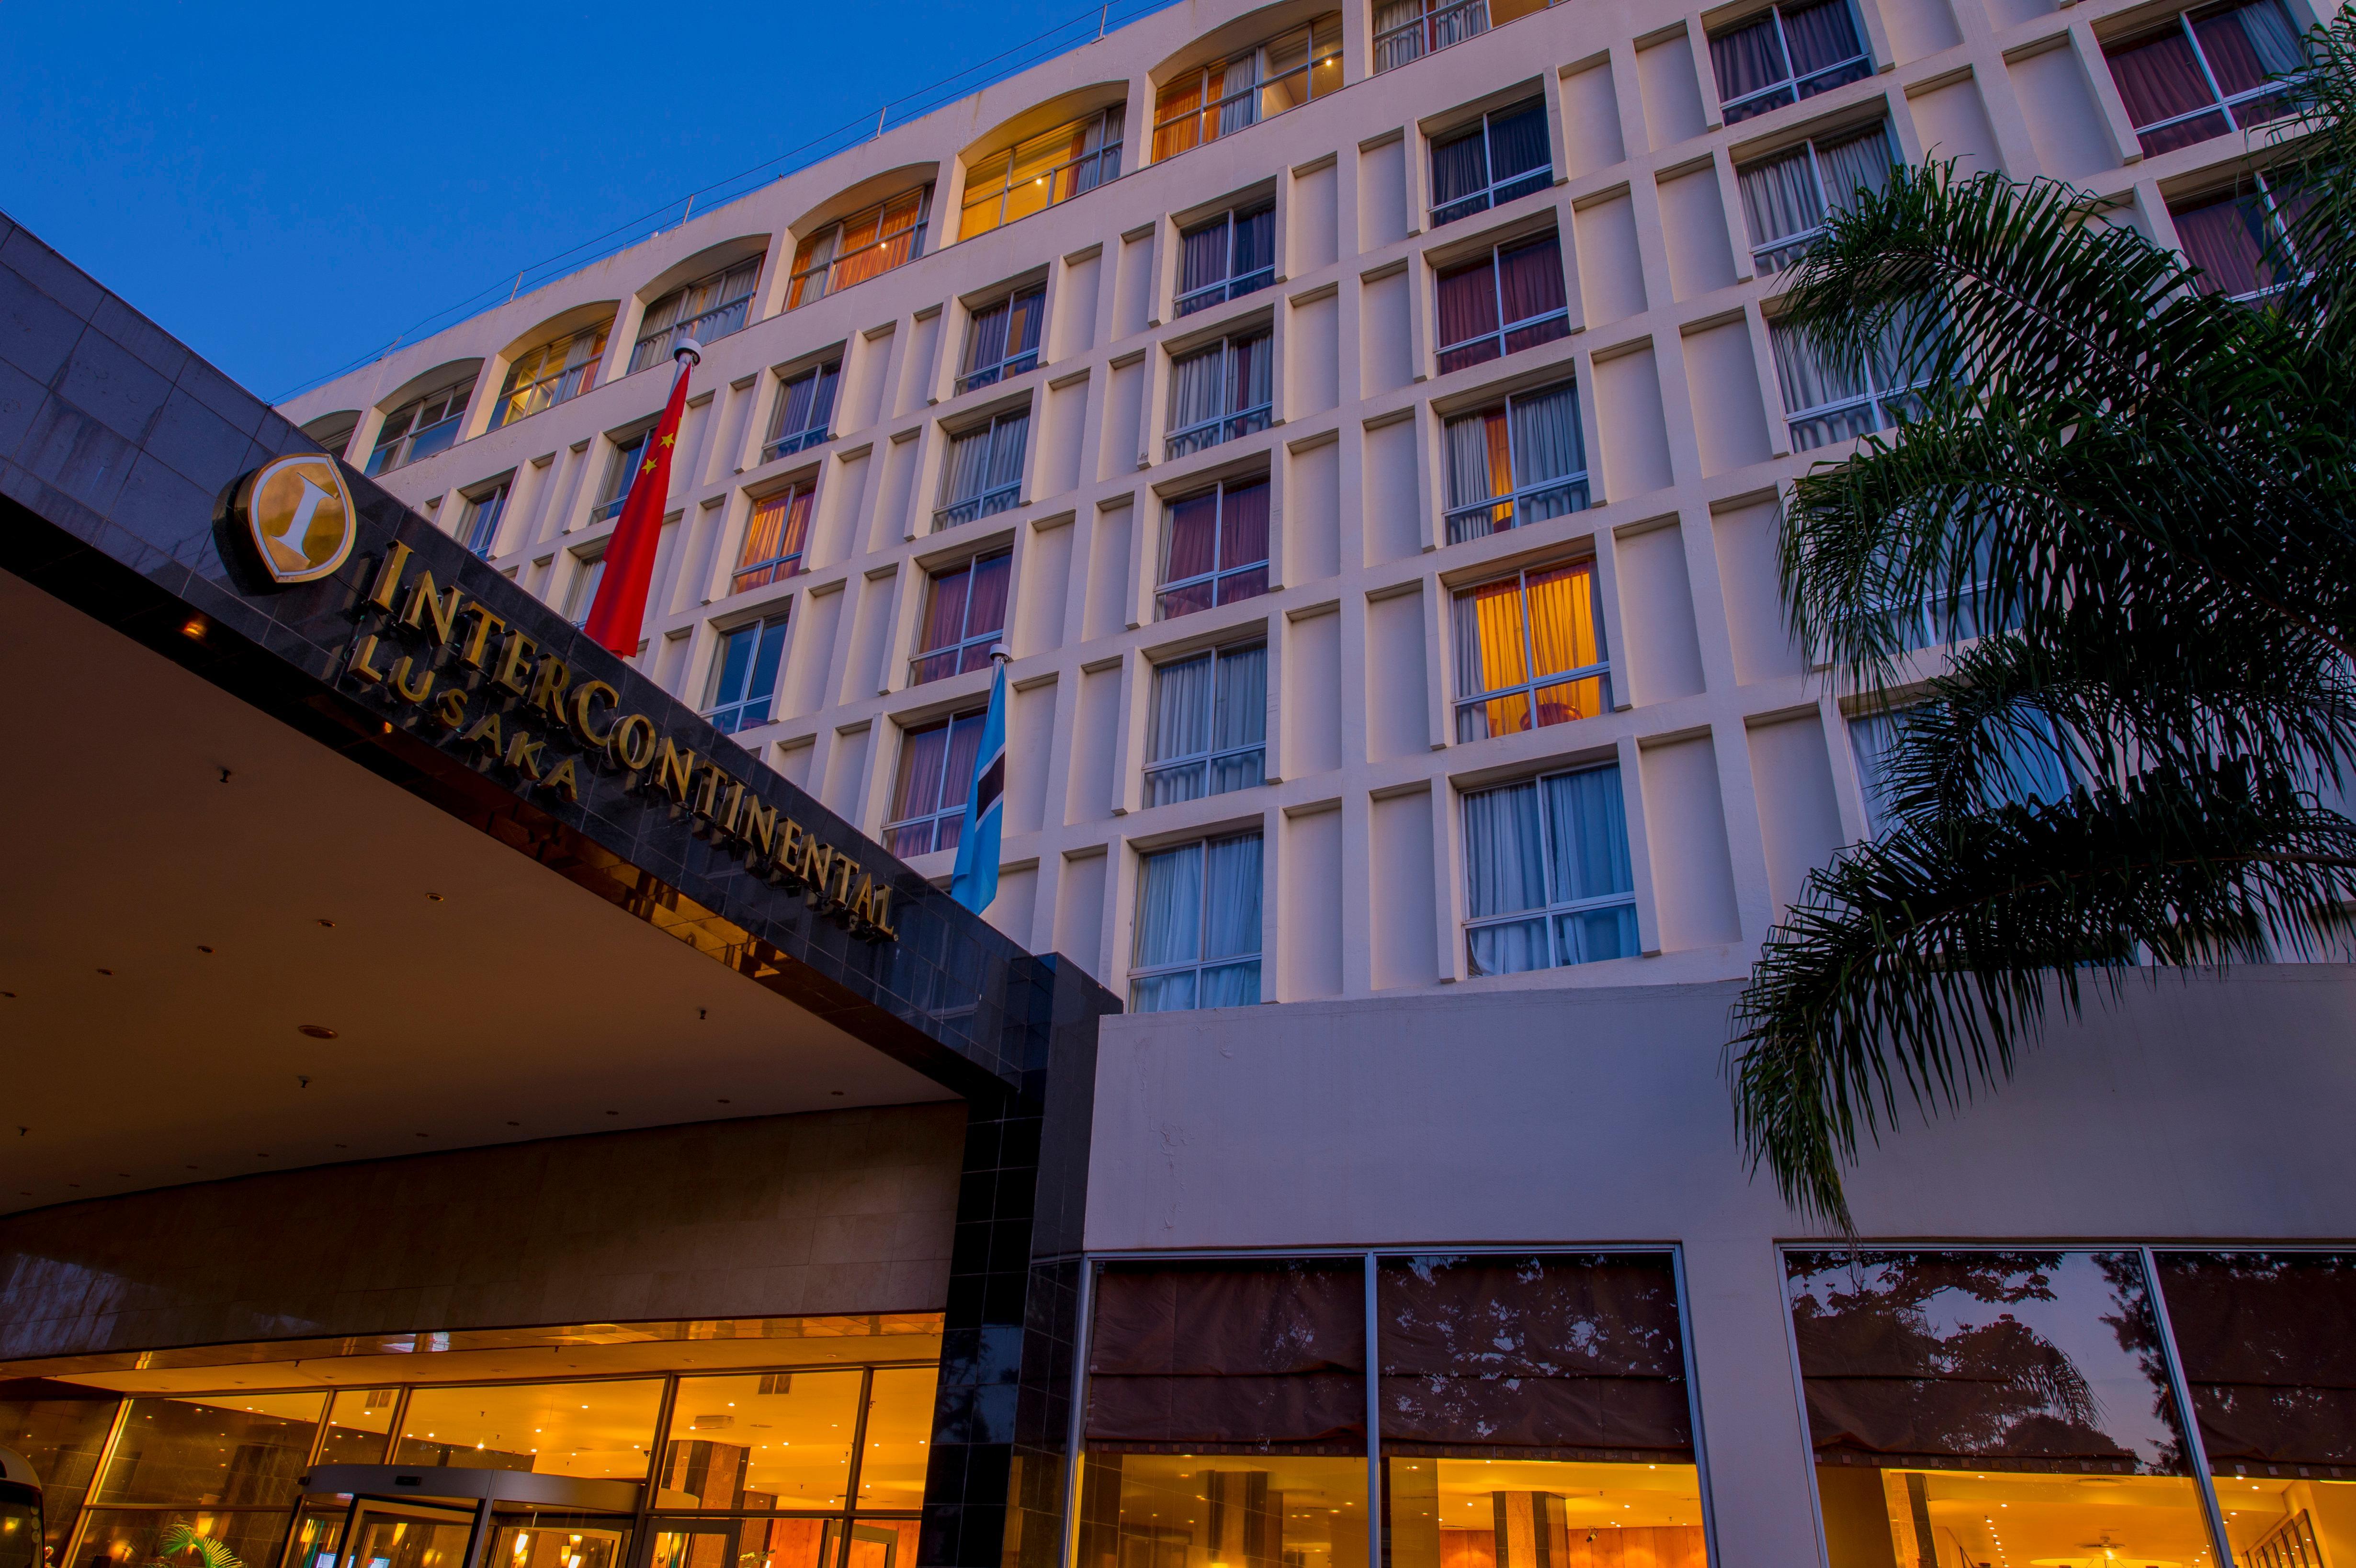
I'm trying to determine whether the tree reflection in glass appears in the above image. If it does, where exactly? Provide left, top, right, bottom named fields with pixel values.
left=1786, top=1250, right=2218, bottom=1568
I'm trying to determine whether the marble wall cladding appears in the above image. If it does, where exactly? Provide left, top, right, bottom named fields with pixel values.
left=0, top=1103, right=966, bottom=1361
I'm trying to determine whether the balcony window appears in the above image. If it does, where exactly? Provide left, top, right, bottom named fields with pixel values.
left=885, top=711, right=987, bottom=856
left=1153, top=16, right=1343, bottom=161
left=935, top=408, right=1030, bottom=530
left=1131, top=832, right=1263, bottom=1011
left=764, top=362, right=840, bottom=462
left=1461, top=763, right=1637, bottom=974
left=566, top=553, right=607, bottom=627
left=1738, top=120, right=1895, bottom=274
left=1144, top=643, right=1268, bottom=806
left=960, top=108, right=1124, bottom=240
left=2172, top=173, right=2313, bottom=301
left=1452, top=560, right=1608, bottom=742
left=590, top=429, right=652, bottom=524
left=1375, top=0, right=1491, bottom=73
left=1435, top=234, right=1571, bottom=375
left=1769, top=313, right=1930, bottom=450
left=2106, top=0, right=2304, bottom=157
left=461, top=482, right=509, bottom=557
left=364, top=379, right=473, bottom=476
left=1710, top=0, right=1872, bottom=125
left=733, top=480, right=814, bottom=595
left=1442, top=380, right=1587, bottom=544
left=1430, top=98, right=1552, bottom=227
left=1157, top=478, right=1269, bottom=619
left=706, top=615, right=790, bottom=736
left=630, top=259, right=760, bottom=373
left=1165, top=330, right=1273, bottom=459
left=958, top=286, right=1045, bottom=393
left=491, top=325, right=608, bottom=429
left=911, top=550, right=1011, bottom=684
left=788, top=186, right=931, bottom=310
left=1176, top=205, right=1276, bottom=317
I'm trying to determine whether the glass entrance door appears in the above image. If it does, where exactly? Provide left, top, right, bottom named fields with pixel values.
left=333, top=1500, right=479, bottom=1568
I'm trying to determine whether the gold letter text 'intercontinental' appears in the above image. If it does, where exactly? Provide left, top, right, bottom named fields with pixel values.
left=345, top=542, right=897, bottom=941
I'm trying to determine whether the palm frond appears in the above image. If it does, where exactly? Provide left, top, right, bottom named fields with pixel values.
left=150, top=1525, right=246, bottom=1568
left=1729, top=761, right=2356, bottom=1230
left=2271, top=11, right=2356, bottom=334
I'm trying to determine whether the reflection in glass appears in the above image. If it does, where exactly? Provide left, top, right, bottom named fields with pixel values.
left=847, top=1519, right=921, bottom=1568
left=320, top=1388, right=400, bottom=1466
left=650, top=1518, right=840, bottom=1568
left=1080, top=1258, right=1370, bottom=1568
left=857, top=1370, right=940, bottom=1512
left=75, top=1509, right=296, bottom=1568
left=2154, top=1252, right=2356, bottom=1568
left=337, top=1505, right=475, bottom=1568
left=488, top=1512, right=633, bottom=1568
left=396, top=1380, right=664, bottom=1479
left=1379, top=1254, right=1707, bottom=1568
left=96, top=1393, right=325, bottom=1507
left=1787, top=1251, right=2217, bottom=1568
left=657, top=1372, right=861, bottom=1510
left=0, top=1386, right=120, bottom=1559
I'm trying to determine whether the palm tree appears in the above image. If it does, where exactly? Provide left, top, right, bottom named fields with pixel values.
left=1728, top=11, right=2356, bottom=1231
left=146, top=1525, right=244, bottom=1568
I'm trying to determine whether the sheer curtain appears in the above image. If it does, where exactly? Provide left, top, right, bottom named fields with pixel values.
left=1782, top=0, right=1866, bottom=80
left=1168, top=344, right=1226, bottom=439
left=965, top=299, right=1012, bottom=379
left=1374, top=0, right=1427, bottom=69
left=980, top=412, right=1028, bottom=500
left=941, top=426, right=992, bottom=506
left=1464, top=780, right=1548, bottom=975
left=1846, top=710, right=1903, bottom=833
left=1544, top=766, right=1632, bottom=902
left=1230, top=334, right=1273, bottom=418
left=1510, top=382, right=1586, bottom=494
left=1210, top=644, right=1268, bottom=794
left=1710, top=15, right=1788, bottom=109
left=1446, top=410, right=1504, bottom=508
left=1740, top=146, right=1826, bottom=258
left=1147, top=654, right=1213, bottom=805
left=1133, top=845, right=1205, bottom=1011
left=1218, top=51, right=1260, bottom=136
left=1815, top=123, right=1894, bottom=215
left=1771, top=318, right=1869, bottom=420
left=1180, top=219, right=1231, bottom=299
left=1200, top=833, right=1264, bottom=1006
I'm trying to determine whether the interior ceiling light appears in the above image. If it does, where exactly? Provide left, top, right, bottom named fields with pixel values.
left=298, top=1025, right=339, bottom=1040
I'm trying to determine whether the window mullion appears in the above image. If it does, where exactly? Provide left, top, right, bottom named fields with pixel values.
left=1772, top=5, right=1794, bottom=86
left=2183, top=14, right=2233, bottom=116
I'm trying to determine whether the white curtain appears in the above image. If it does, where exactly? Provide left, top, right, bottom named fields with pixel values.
left=1769, top=318, right=1869, bottom=417
left=1134, top=845, right=1205, bottom=974
left=1374, top=0, right=1427, bottom=67
left=1815, top=122, right=1894, bottom=216
left=1231, top=334, right=1273, bottom=416
left=1146, top=653, right=1213, bottom=804
left=1542, top=765, right=1632, bottom=902
left=1445, top=411, right=1498, bottom=509
left=1169, top=344, right=1226, bottom=435
left=1210, top=643, right=1268, bottom=793
left=1847, top=710, right=1904, bottom=832
left=1219, top=50, right=1259, bottom=135
left=1739, top=146, right=1824, bottom=250
left=1464, top=779, right=1548, bottom=974
left=1202, top=833, right=1264, bottom=965
left=1510, top=381, right=1585, bottom=487
left=941, top=425, right=992, bottom=505
left=2235, top=0, right=2306, bottom=78
left=982, top=411, right=1029, bottom=495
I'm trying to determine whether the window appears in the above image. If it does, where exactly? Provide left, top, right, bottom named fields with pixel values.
left=566, top=553, right=607, bottom=626
left=461, top=482, right=509, bottom=557
left=1462, top=766, right=1637, bottom=974
left=1131, top=832, right=1263, bottom=1010
left=364, top=378, right=472, bottom=476
left=764, top=362, right=840, bottom=461
left=1153, top=17, right=1343, bottom=161
left=734, top=480, right=815, bottom=594
left=1710, top=0, right=1872, bottom=125
left=1788, top=1249, right=2218, bottom=1568
left=2106, top=0, right=2304, bottom=158
left=2173, top=173, right=2313, bottom=301
left=1435, top=235, right=1571, bottom=374
left=885, top=711, right=987, bottom=855
left=1375, top=0, right=1492, bottom=73
left=1157, top=478, right=1270, bottom=619
left=705, top=616, right=790, bottom=736
left=911, top=550, right=1010, bottom=684
left=1848, top=703, right=2077, bottom=829
left=1769, top=313, right=1929, bottom=450
left=1175, top=204, right=1276, bottom=316
left=958, top=286, right=1045, bottom=393
left=935, top=408, right=1030, bottom=530
left=1442, top=380, right=1587, bottom=544
left=1452, top=561, right=1608, bottom=741
left=1430, top=98, right=1552, bottom=227
left=491, top=324, right=608, bottom=429
left=630, top=259, right=760, bottom=373
left=1738, top=120, right=1896, bottom=274
left=591, top=428, right=653, bottom=523
left=1165, top=330, right=1272, bottom=459
left=788, top=185, right=932, bottom=309
left=960, top=108, right=1124, bottom=239
left=1144, top=643, right=1267, bottom=805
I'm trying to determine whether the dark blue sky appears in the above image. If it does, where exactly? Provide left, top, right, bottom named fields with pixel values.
left=3, top=0, right=1154, bottom=403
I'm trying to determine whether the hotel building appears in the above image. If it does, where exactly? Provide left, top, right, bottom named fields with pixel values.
left=3, top=1, right=2353, bottom=1568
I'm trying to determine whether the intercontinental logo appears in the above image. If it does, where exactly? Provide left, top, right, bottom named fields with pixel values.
left=230, top=454, right=356, bottom=584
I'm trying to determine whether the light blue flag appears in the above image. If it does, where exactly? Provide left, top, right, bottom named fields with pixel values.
left=950, top=653, right=1009, bottom=914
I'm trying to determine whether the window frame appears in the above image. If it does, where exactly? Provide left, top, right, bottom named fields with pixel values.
left=629, top=259, right=760, bottom=374
left=934, top=407, right=1031, bottom=531
left=1128, top=830, right=1266, bottom=1011
left=1440, top=378, right=1590, bottom=544
left=1459, top=761, right=1640, bottom=974
left=1737, top=119, right=1895, bottom=275
left=733, top=478, right=816, bottom=595
left=958, top=107, right=1125, bottom=239
left=590, top=427, right=655, bottom=523
left=2105, top=0, right=2307, bottom=157
left=1434, top=233, right=1573, bottom=375
left=1151, top=17, right=1345, bottom=162
left=1767, top=311, right=1930, bottom=451
left=884, top=709, right=989, bottom=856
left=461, top=481, right=510, bottom=558
left=1144, top=641, right=1270, bottom=806
left=1374, top=0, right=1494, bottom=73
left=704, top=615, right=792, bottom=736
left=910, top=548, right=1013, bottom=685
left=1164, top=329, right=1275, bottom=459
left=1709, top=0, right=1874, bottom=125
left=490, top=325, right=608, bottom=430
left=364, top=379, right=474, bottom=477
left=1174, top=204, right=1278, bottom=317
left=1155, top=477, right=1272, bottom=620
left=787, top=185, right=933, bottom=311
left=957, top=285, right=1047, bottom=395
left=565, top=550, right=608, bottom=627
left=1450, top=558, right=1612, bottom=741
left=2169, top=169, right=2312, bottom=303
left=1428, top=98, right=1554, bottom=228
left=764, top=361, right=842, bottom=463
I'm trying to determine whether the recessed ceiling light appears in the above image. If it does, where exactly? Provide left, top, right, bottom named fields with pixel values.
left=317, top=919, right=336, bottom=929
left=181, top=616, right=207, bottom=640
left=96, top=968, right=114, bottom=976
left=427, top=892, right=446, bottom=902
left=298, top=1025, right=339, bottom=1040
left=196, top=945, right=214, bottom=954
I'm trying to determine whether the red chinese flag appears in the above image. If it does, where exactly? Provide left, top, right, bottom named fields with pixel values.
left=582, top=353, right=694, bottom=656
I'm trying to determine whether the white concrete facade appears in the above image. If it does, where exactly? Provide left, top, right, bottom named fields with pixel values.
left=282, top=0, right=2344, bottom=1011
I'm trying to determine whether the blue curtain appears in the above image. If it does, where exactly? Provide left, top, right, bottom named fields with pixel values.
left=1203, top=834, right=1264, bottom=963
left=1210, top=644, right=1268, bottom=794
left=1134, top=845, right=1205, bottom=972
left=1543, top=765, right=1632, bottom=903
left=1487, top=100, right=1552, bottom=183
left=1464, top=780, right=1549, bottom=976
left=1510, top=382, right=1586, bottom=487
